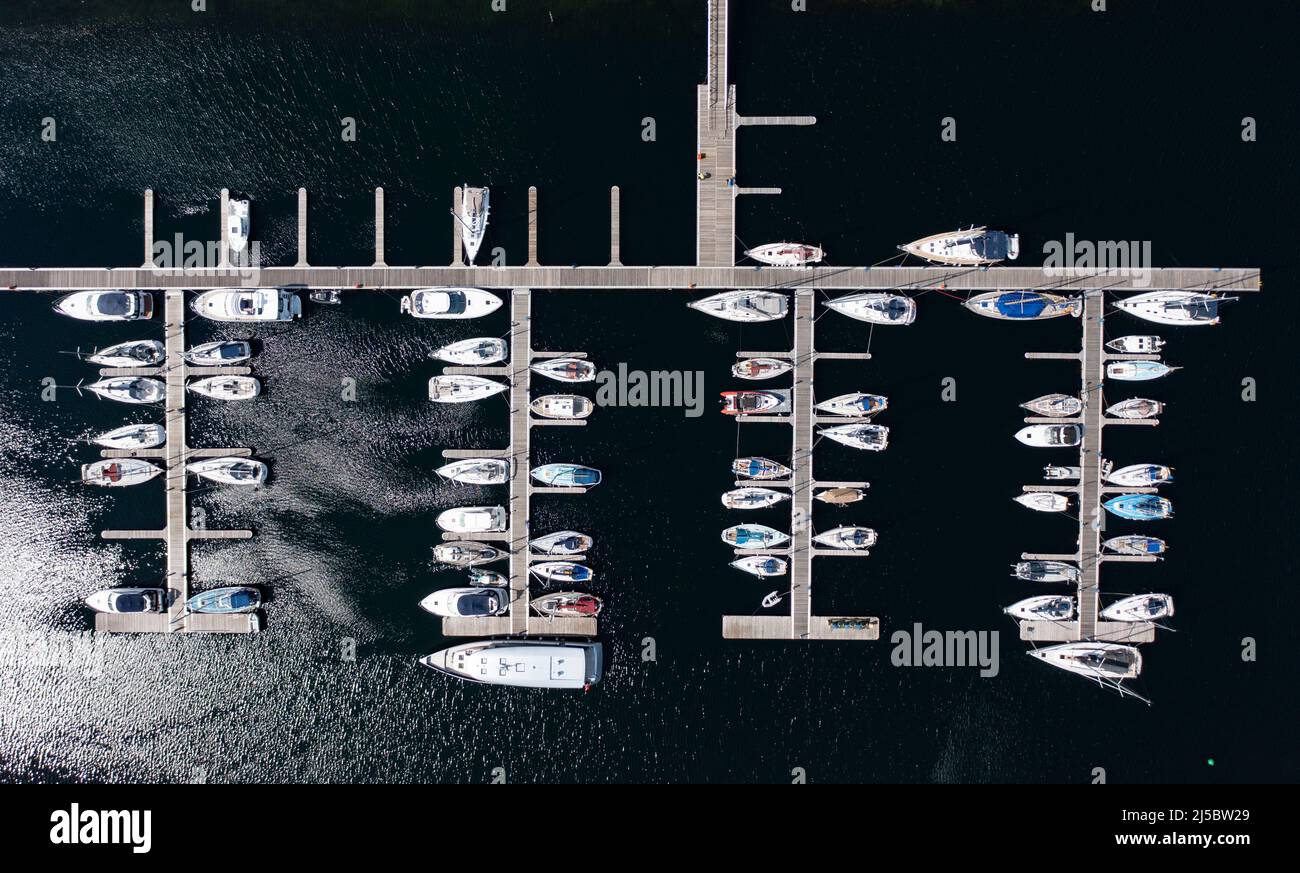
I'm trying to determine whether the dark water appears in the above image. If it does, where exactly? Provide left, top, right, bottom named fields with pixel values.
left=0, top=1, right=1297, bottom=783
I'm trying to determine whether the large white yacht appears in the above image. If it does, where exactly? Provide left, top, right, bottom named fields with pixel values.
left=1113, top=290, right=1232, bottom=326
left=421, top=640, right=603, bottom=689
left=227, top=198, right=251, bottom=253
left=401, top=287, right=502, bottom=319
left=54, top=290, right=153, bottom=322
left=192, top=289, right=300, bottom=322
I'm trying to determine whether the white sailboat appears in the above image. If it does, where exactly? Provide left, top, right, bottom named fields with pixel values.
left=81, top=459, right=162, bottom=487
left=1101, top=594, right=1175, bottom=622
left=819, top=424, right=889, bottom=451
left=1107, top=463, right=1173, bottom=487
left=815, top=392, right=887, bottom=417
left=1014, top=492, right=1069, bottom=513
left=459, top=185, right=490, bottom=265
left=1020, top=394, right=1082, bottom=417
left=93, top=423, right=165, bottom=450
left=812, top=526, right=876, bottom=550
left=428, top=375, right=509, bottom=403
left=732, top=358, right=793, bottom=380
left=899, top=227, right=1019, bottom=265
left=687, top=290, right=788, bottom=322
left=1113, top=290, right=1232, bottom=326
left=185, top=340, right=252, bottom=365
left=435, top=458, right=512, bottom=485
left=188, top=375, right=261, bottom=400
left=431, top=337, right=507, bottom=365
left=1107, top=360, right=1180, bottom=381
left=743, top=242, right=824, bottom=266
left=531, top=358, right=597, bottom=383
left=824, top=292, right=916, bottom=325
left=86, top=377, right=165, bottom=405
left=85, top=340, right=165, bottom=367
left=1003, top=595, right=1075, bottom=621
left=1013, top=561, right=1080, bottom=583
left=187, top=457, right=268, bottom=486
left=1106, top=397, right=1163, bottom=419
left=1028, top=642, right=1143, bottom=682
left=720, top=487, right=791, bottom=509
left=730, top=555, right=788, bottom=577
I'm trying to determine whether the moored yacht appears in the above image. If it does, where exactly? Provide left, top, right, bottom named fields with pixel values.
left=531, top=561, right=593, bottom=583
left=1014, top=492, right=1069, bottom=513
left=900, top=227, right=1019, bottom=265
left=743, top=242, right=824, bottom=266
left=54, top=290, right=152, bottom=322
left=529, top=531, right=593, bottom=555
left=720, top=390, right=783, bottom=416
left=812, top=526, right=876, bottom=550
left=1103, top=534, right=1167, bottom=557
left=86, top=340, right=165, bottom=367
left=1028, top=642, right=1142, bottom=680
left=687, top=290, right=788, bottom=323
left=814, top=487, right=866, bottom=505
left=1107, top=360, right=1180, bottom=381
left=436, top=505, right=507, bottom=533
left=192, top=289, right=300, bottom=322
left=419, top=586, right=508, bottom=617
left=1104, top=494, right=1173, bottom=520
left=824, top=292, right=916, bottom=325
left=86, top=377, right=165, bottom=405
left=819, top=424, right=889, bottom=451
left=467, top=568, right=508, bottom=587
left=1101, top=594, right=1175, bottom=622
left=81, top=459, right=162, bottom=487
left=1043, top=464, right=1080, bottom=480
left=531, top=358, right=597, bottom=383
left=531, top=463, right=601, bottom=488
left=1004, top=595, right=1075, bottom=622
left=1013, top=561, right=1080, bottom=583
left=188, top=586, right=261, bottom=614
left=1107, top=463, right=1173, bottom=487
left=428, top=374, right=508, bottom=403
left=93, top=423, right=165, bottom=450
left=815, top=392, right=887, bottom=417
left=433, top=542, right=503, bottom=567
left=227, top=198, right=250, bottom=253
left=436, top=458, right=512, bottom=485
left=431, top=337, right=507, bottom=365
left=188, top=375, right=261, bottom=400
left=1107, top=335, right=1164, bottom=353
left=532, top=591, right=603, bottom=618
left=732, top=357, right=793, bottom=380
left=721, top=487, right=790, bottom=509
left=722, top=524, right=789, bottom=550
left=401, top=287, right=502, bottom=319
left=85, top=587, right=167, bottom=614
left=459, top=185, right=490, bottom=265
left=1015, top=424, right=1081, bottom=447
left=964, top=290, right=1079, bottom=320
left=732, top=457, right=791, bottom=480
left=185, top=340, right=252, bottom=366
left=530, top=394, right=593, bottom=420
left=187, top=457, right=268, bottom=486
left=1020, top=394, right=1082, bottom=417
left=1106, top=397, right=1163, bottom=420
left=1113, top=290, right=1232, bottom=326
left=420, top=640, right=602, bottom=689
left=730, top=555, right=788, bottom=577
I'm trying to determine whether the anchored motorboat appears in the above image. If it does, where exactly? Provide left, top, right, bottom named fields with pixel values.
left=93, top=423, right=165, bottom=450
left=723, top=524, right=789, bottom=550
left=531, top=357, right=597, bottom=383
left=1107, top=463, right=1173, bottom=487
left=1013, top=561, right=1080, bottom=583
left=86, top=340, right=164, bottom=367
left=530, top=394, right=593, bottom=419
left=1004, top=595, right=1075, bottom=621
left=188, top=375, right=261, bottom=400
left=419, top=586, right=508, bottom=617
left=227, top=198, right=250, bottom=252
left=965, top=290, right=1080, bottom=320
left=187, top=457, right=268, bottom=486
left=85, top=587, right=167, bottom=614
left=531, top=463, right=601, bottom=488
left=732, top=357, right=793, bottom=380
left=433, top=542, right=503, bottom=567
left=899, top=227, right=1019, bottom=265
left=733, top=457, right=791, bottom=480
left=1107, top=335, right=1165, bottom=353
left=81, top=458, right=162, bottom=487
left=824, top=292, right=916, bottom=325
left=1015, top=424, right=1081, bottom=447
left=188, top=586, right=261, bottom=614
left=459, top=185, right=491, bottom=265
left=1043, top=465, right=1080, bottom=480
left=467, top=568, right=508, bottom=587
left=730, top=555, right=788, bottom=577
left=721, top=487, right=790, bottom=509
left=819, top=424, right=889, bottom=451
left=431, top=337, right=507, bottom=365
left=428, top=374, right=508, bottom=403
left=743, top=241, right=824, bottom=266
left=1014, top=492, right=1069, bottom=513
left=720, top=390, right=783, bottom=416
left=529, top=531, right=593, bottom=555
left=436, top=458, right=512, bottom=485
left=531, top=561, right=594, bottom=583
left=813, top=526, right=876, bottom=550
left=86, top=377, right=165, bottom=405
left=1105, top=494, right=1173, bottom=520
left=436, top=505, right=507, bottom=533
left=815, top=392, right=888, bottom=417
left=1101, top=593, right=1175, bottom=622
left=310, top=290, right=342, bottom=305
left=420, top=640, right=602, bottom=689
left=401, top=287, right=502, bottom=319
left=1028, top=642, right=1142, bottom=681
left=1113, top=290, right=1232, bottom=326
left=532, top=591, right=603, bottom=618
left=192, top=288, right=300, bottom=322
left=54, top=290, right=153, bottom=322
left=1021, top=393, right=1082, bottom=417
left=815, top=487, right=866, bottom=505
left=1103, top=534, right=1167, bottom=556
left=1107, top=360, right=1179, bottom=381
left=1106, top=397, right=1163, bottom=419
left=185, top=340, right=252, bottom=366
left=687, top=290, right=789, bottom=322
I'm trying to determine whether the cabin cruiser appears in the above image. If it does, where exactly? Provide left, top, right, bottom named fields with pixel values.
left=1106, top=397, right=1163, bottom=419
left=1101, top=594, right=1175, bottom=622
left=721, top=487, right=790, bottom=509
left=188, top=375, right=261, bottom=400
left=81, top=459, right=162, bottom=487
left=1103, top=535, right=1167, bottom=556
left=401, top=287, right=502, bottom=319
left=529, top=531, right=593, bottom=555
left=1021, top=394, right=1082, bottom=417
left=531, top=464, right=601, bottom=488
left=743, top=242, right=824, bottom=266
left=1043, top=465, right=1080, bottom=480
left=459, top=185, right=490, bottom=265
left=185, top=340, right=253, bottom=366
left=86, top=377, right=165, bottom=405
left=468, top=568, right=508, bottom=587
left=85, top=587, right=167, bottom=614
left=428, top=375, right=508, bottom=403
left=86, top=340, right=165, bottom=367
left=435, top=458, right=512, bottom=485
left=431, top=337, right=507, bottom=365
left=1013, top=561, right=1080, bottom=583
left=227, top=198, right=250, bottom=253
left=819, top=424, right=889, bottom=451
left=1104, top=494, right=1173, bottom=520
left=420, top=640, right=602, bottom=689
left=813, top=526, right=877, bottom=550
left=531, top=561, right=593, bottom=583
left=964, top=291, right=1079, bottom=320
left=1107, top=463, right=1172, bottom=487
left=1015, top=424, right=1081, bottom=447
left=824, top=292, right=916, bottom=325
left=188, top=586, right=261, bottom=614
left=1014, top=492, right=1069, bottom=513
left=687, top=290, right=788, bottom=323
left=815, top=487, right=866, bottom=505
left=436, top=505, right=507, bottom=533
left=1004, top=595, right=1075, bottom=622
left=1107, top=335, right=1164, bottom=353
left=1113, top=291, right=1232, bottom=326
left=192, top=289, right=300, bottom=322
left=732, top=357, right=792, bottom=380
left=1107, top=360, right=1179, bottom=381
left=815, top=392, right=887, bottom=417
left=187, top=457, right=268, bottom=486
left=732, top=457, right=791, bottom=480
left=531, top=358, right=597, bottom=383
left=419, top=586, right=508, bottom=617
left=531, top=394, right=593, bottom=419
left=54, top=290, right=153, bottom=322
left=93, top=423, right=165, bottom=450
left=720, top=390, right=783, bottom=416
left=433, top=542, right=503, bottom=567
left=532, top=591, right=603, bottom=618
left=1028, top=642, right=1142, bottom=680
left=723, top=524, right=789, bottom=550
left=900, top=227, right=1019, bottom=265
left=730, top=555, right=788, bottom=577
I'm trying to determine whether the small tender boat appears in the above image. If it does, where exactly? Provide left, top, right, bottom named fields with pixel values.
left=85, top=587, right=166, bottom=614
left=1029, top=642, right=1142, bottom=680
left=192, top=289, right=300, bottom=322
left=1101, top=594, right=1175, bottom=622
left=815, top=392, right=888, bottom=417
left=433, top=543, right=503, bottom=567
left=467, top=568, right=508, bottom=587
left=1014, top=492, right=1069, bottom=513
left=530, top=394, right=593, bottom=419
left=687, top=290, right=789, bottom=323
left=531, top=463, right=602, bottom=488
left=81, top=458, right=162, bottom=487
left=531, top=561, right=594, bottom=583
left=1113, top=290, right=1232, bottom=326
left=721, top=487, right=790, bottom=509
left=185, top=340, right=252, bottom=366
left=531, top=358, right=597, bottom=383
left=529, top=531, right=593, bottom=555
left=720, top=390, right=783, bottom=416
left=1004, top=595, right=1075, bottom=621
left=1104, top=494, right=1173, bottom=520
left=86, top=377, right=165, bottom=405
left=732, top=357, right=793, bottom=380
left=965, top=290, right=1079, bottom=320
left=819, top=424, right=889, bottom=451
left=436, top=505, right=507, bottom=533
left=431, top=337, right=507, bottom=365
left=187, top=457, right=268, bottom=486
left=1043, top=465, right=1080, bottom=480
left=86, top=340, right=165, bottom=367
left=1013, top=561, right=1080, bottom=583
left=428, top=375, right=509, bottom=403
left=54, top=290, right=153, bottom=322
left=310, top=290, right=342, bottom=305
left=188, top=375, right=261, bottom=400
left=899, top=227, right=1019, bottom=265
left=1107, top=360, right=1179, bottom=381
left=93, top=423, right=165, bottom=450
left=1103, top=534, right=1167, bottom=556
left=743, top=242, right=824, bottom=266
left=435, top=458, right=512, bottom=485
left=1020, top=394, right=1082, bottom=417
left=1015, top=424, right=1081, bottom=447
left=732, top=457, right=791, bottom=480
left=420, top=640, right=602, bottom=689
left=723, top=524, right=789, bottom=550
left=460, top=185, right=491, bottom=265
left=188, top=586, right=261, bottom=614
left=1107, top=463, right=1173, bottom=487
left=533, top=591, right=603, bottom=618
left=419, top=586, right=508, bottom=617
left=730, top=555, right=788, bottom=577
left=1107, top=335, right=1164, bottom=353
left=1106, top=397, right=1163, bottom=420
left=824, top=292, right=916, bottom=325
left=815, top=487, right=866, bottom=505
left=401, top=287, right=502, bottom=319
left=813, top=526, right=876, bottom=550
left=227, top=198, right=250, bottom=253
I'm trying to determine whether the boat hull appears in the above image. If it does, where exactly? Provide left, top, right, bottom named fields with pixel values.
left=687, top=291, right=789, bottom=323
left=824, top=293, right=916, bottom=325
left=421, top=640, right=602, bottom=689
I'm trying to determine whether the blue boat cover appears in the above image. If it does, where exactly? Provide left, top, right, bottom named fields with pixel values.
left=995, top=291, right=1046, bottom=318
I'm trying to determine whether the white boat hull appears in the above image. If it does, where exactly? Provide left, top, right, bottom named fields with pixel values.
left=1114, top=291, right=1225, bottom=326
left=421, top=640, right=601, bottom=688
left=687, top=290, right=788, bottom=323
left=436, top=458, right=512, bottom=484
left=192, top=289, right=299, bottom=322
left=428, top=375, right=509, bottom=403
left=403, top=287, right=502, bottom=319
left=824, top=293, right=916, bottom=325
left=187, top=457, right=268, bottom=486
left=743, top=242, right=824, bottom=266
left=188, top=376, right=261, bottom=400
left=436, top=505, right=508, bottom=533
left=93, top=423, right=165, bottom=449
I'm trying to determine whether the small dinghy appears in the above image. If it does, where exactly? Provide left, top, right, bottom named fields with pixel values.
left=819, top=424, right=889, bottom=451
left=721, top=487, right=790, bottom=509
left=1020, top=393, right=1082, bottom=417
left=85, top=587, right=166, bottom=614
left=1028, top=642, right=1142, bottom=681
left=720, top=390, right=783, bottom=416
left=436, top=505, right=507, bottom=533
left=1014, top=492, right=1069, bottom=513
left=1103, top=534, right=1167, bottom=556
left=185, top=340, right=253, bottom=366
left=815, top=487, right=866, bottom=505
left=730, top=555, right=788, bottom=577
left=965, top=291, right=1079, bottom=320
left=531, top=561, right=593, bottom=583
left=1101, top=593, right=1175, bottom=622
left=86, top=340, right=165, bottom=367
left=433, top=542, right=503, bottom=567
left=1043, top=465, right=1080, bottom=480
left=899, top=227, right=1019, bottom=265
left=419, top=586, right=508, bottom=617
left=1106, top=335, right=1164, bottom=353
left=81, top=459, right=162, bottom=487
left=187, top=457, right=268, bottom=486
left=93, top=423, right=165, bottom=450
left=1015, top=424, right=1081, bottom=447
left=732, top=457, right=791, bottom=480
left=54, top=290, right=153, bottom=322
left=815, top=392, right=888, bottom=417
left=1113, top=290, right=1231, bottom=326
left=813, top=526, right=877, bottom=550
left=1004, top=595, right=1075, bottom=621
left=530, top=394, right=593, bottom=419
left=529, top=531, right=593, bottom=555
left=86, top=376, right=165, bottom=405
left=188, top=586, right=261, bottom=614
left=531, top=464, right=601, bottom=488
left=227, top=198, right=251, bottom=253
left=436, top=458, right=512, bottom=485
left=1107, top=360, right=1180, bottom=381
left=1107, top=463, right=1173, bottom=487
left=531, top=358, right=597, bottom=383
left=467, top=568, right=508, bottom=587
left=687, top=290, right=788, bottom=323
left=428, top=375, right=508, bottom=403
left=1106, top=397, right=1163, bottom=419
left=310, top=290, right=342, bottom=305
left=732, top=358, right=793, bottom=380
left=192, top=289, right=300, bottom=322
left=188, top=375, right=261, bottom=400
left=722, top=524, right=789, bottom=550
left=743, top=242, right=825, bottom=266
left=1013, top=561, right=1080, bottom=583
left=533, top=591, right=603, bottom=618
left=824, top=292, right=916, bottom=325
left=401, top=287, right=502, bottom=319
left=431, top=337, right=507, bottom=365
left=1104, top=494, right=1173, bottom=520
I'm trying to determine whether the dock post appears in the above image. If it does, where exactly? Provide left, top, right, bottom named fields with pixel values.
left=296, top=187, right=308, bottom=267
left=527, top=186, right=539, bottom=266
left=219, top=188, right=230, bottom=268
left=452, top=186, right=464, bottom=266
left=143, top=189, right=154, bottom=267
left=373, top=186, right=385, bottom=267
left=609, top=186, right=622, bottom=266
